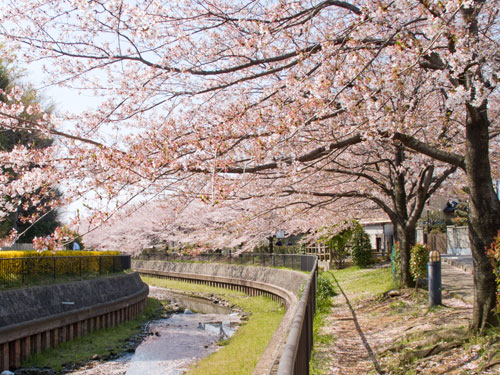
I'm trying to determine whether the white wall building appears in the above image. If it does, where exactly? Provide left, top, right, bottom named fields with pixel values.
left=359, top=218, right=394, bottom=256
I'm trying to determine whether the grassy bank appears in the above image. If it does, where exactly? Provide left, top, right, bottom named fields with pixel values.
left=310, top=272, right=336, bottom=375
left=142, top=275, right=285, bottom=375
left=22, top=298, right=163, bottom=372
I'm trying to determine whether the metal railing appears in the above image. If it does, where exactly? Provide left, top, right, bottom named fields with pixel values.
left=134, top=252, right=316, bottom=272
left=278, top=257, right=317, bottom=375
left=0, top=255, right=131, bottom=288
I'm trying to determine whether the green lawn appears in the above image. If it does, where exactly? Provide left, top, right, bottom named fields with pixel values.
left=325, top=265, right=394, bottom=296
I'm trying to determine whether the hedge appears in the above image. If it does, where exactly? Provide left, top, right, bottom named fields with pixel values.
left=0, top=250, right=120, bottom=259
left=0, top=251, right=122, bottom=282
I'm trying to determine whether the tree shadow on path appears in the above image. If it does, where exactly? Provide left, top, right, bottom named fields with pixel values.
left=331, top=273, right=385, bottom=375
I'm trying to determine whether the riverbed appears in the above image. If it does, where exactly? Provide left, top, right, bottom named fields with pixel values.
left=68, top=286, right=240, bottom=375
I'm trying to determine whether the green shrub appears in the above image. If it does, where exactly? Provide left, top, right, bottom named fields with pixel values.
left=316, top=273, right=335, bottom=307
left=350, top=224, right=373, bottom=268
left=409, top=243, right=429, bottom=285
left=391, top=242, right=401, bottom=287
left=318, top=223, right=353, bottom=269
left=0, top=250, right=122, bottom=282
left=487, top=231, right=500, bottom=312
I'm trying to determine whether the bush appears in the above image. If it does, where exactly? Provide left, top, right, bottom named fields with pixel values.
left=487, top=231, right=500, bottom=312
left=318, top=224, right=353, bottom=269
left=316, top=273, right=335, bottom=304
left=0, top=250, right=122, bottom=282
left=391, top=242, right=401, bottom=286
left=409, top=244, right=429, bottom=285
left=350, top=224, right=373, bottom=268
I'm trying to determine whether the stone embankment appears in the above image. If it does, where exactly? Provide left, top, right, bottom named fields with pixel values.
left=0, top=273, right=148, bottom=371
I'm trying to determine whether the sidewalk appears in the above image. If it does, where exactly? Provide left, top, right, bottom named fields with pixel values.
left=441, top=256, right=474, bottom=304
left=442, top=254, right=473, bottom=274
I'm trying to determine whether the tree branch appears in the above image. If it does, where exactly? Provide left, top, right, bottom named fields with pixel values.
left=391, top=131, right=466, bottom=169
left=190, top=134, right=362, bottom=174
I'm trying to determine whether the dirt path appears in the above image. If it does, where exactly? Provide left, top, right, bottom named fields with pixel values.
left=323, top=290, right=385, bottom=375
left=314, top=265, right=499, bottom=375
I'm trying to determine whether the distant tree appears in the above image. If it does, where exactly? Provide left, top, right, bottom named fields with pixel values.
left=350, top=223, right=373, bottom=268
left=318, top=222, right=354, bottom=269
left=451, top=202, right=469, bottom=227
left=0, top=61, right=61, bottom=242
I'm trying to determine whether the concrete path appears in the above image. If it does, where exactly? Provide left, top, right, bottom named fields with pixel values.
left=442, top=255, right=474, bottom=274
left=441, top=257, right=474, bottom=305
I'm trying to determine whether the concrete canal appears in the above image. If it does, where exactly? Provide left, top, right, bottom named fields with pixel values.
left=69, top=286, right=240, bottom=375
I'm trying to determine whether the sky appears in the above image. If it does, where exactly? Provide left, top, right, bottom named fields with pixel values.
left=25, top=61, right=101, bottom=116
left=24, top=61, right=103, bottom=221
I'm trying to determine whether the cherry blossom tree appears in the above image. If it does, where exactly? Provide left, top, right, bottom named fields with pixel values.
left=0, top=61, right=64, bottom=246
left=0, top=0, right=498, bottom=331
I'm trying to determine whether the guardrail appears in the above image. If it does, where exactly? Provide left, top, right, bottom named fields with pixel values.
left=0, top=255, right=131, bottom=288
left=277, top=261, right=317, bottom=375
left=133, top=253, right=317, bottom=374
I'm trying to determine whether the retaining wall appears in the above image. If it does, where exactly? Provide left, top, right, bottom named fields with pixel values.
left=0, top=273, right=148, bottom=371
left=133, top=259, right=316, bottom=375
left=447, top=226, right=471, bottom=255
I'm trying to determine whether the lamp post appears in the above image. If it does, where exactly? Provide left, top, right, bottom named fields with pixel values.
left=428, top=250, right=442, bottom=306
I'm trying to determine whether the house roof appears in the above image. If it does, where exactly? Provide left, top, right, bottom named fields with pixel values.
left=358, top=218, right=392, bottom=225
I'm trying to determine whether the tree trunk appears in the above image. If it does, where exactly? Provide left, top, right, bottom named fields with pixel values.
left=392, top=146, right=416, bottom=287
left=268, top=236, right=274, bottom=254
left=465, top=103, right=500, bottom=332
left=395, top=223, right=416, bottom=287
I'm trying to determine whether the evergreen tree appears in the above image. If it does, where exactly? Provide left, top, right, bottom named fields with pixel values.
left=350, top=223, right=373, bottom=268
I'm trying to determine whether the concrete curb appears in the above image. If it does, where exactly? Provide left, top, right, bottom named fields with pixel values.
left=442, top=257, right=473, bottom=274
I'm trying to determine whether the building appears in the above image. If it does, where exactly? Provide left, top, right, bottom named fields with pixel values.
left=359, top=218, right=394, bottom=256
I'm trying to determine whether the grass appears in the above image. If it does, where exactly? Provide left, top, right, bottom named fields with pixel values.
left=22, top=297, right=163, bottom=372
left=310, top=272, right=336, bottom=375
left=142, top=275, right=285, bottom=375
left=327, top=264, right=395, bottom=296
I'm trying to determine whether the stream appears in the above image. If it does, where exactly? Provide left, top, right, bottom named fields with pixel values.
left=68, top=286, right=240, bottom=375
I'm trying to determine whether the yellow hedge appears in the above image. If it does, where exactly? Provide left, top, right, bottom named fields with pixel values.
left=0, top=250, right=120, bottom=259
left=0, top=251, right=123, bottom=279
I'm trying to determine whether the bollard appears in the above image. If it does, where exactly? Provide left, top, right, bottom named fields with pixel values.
left=428, top=250, right=442, bottom=306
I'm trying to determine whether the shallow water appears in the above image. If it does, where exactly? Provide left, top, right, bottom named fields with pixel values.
left=126, top=313, right=238, bottom=375
left=69, top=287, right=239, bottom=375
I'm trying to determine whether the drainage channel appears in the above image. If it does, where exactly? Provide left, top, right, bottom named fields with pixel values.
left=68, top=286, right=240, bottom=375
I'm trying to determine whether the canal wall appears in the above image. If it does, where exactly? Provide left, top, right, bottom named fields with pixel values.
left=133, top=258, right=317, bottom=375
left=0, top=273, right=148, bottom=371
left=133, top=260, right=307, bottom=305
